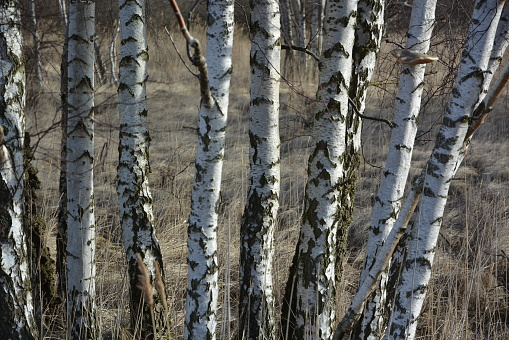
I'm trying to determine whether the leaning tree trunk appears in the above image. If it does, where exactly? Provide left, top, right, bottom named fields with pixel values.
left=184, top=0, right=234, bottom=338
left=0, top=2, right=37, bottom=339
left=352, top=1, right=438, bottom=339
left=66, top=0, right=98, bottom=338
left=238, top=0, right=280, bottom=339
left=117, top=0, right=167, bottom=338
left=282, top=0, right=358, bottom=338
left=387, top=1, right=506, bottom=338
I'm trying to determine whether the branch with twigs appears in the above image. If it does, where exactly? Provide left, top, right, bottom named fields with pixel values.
left=167, top=0, right=213, bottom=108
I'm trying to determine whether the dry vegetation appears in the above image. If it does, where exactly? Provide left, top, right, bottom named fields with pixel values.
left=27, top=9, right=509, bottom=340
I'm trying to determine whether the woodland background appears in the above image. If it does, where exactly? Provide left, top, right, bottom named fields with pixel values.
left=16, top=0, right=509, bottom=338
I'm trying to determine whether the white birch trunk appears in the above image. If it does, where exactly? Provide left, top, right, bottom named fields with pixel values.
left=387, top=1, right=505, bottom=338
left=117, top=0, right=167, bottom=337
left=184, top=0, right=234, bottom=338
left=0, top=2, right=37, bottom=338
left=66, top=0, right=97, bottom=338
left=238, top=0, right=280, bottom=338
left=354, top=1, right=438, bottom=338
left=282, top=0, right=358, bottom=338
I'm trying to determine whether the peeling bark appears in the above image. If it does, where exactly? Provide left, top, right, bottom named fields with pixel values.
left=0, top=1, right=37, bottom=338
left=117, top=0, right=167, bottom=338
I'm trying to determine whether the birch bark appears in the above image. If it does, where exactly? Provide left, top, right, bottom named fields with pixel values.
left=117, top=0, right=167, bottom=337
left=388, top=1, right=506, bottom=338
left=184, top=0, right=234, bottom=338
left=0, top=1, right=37, bottom=338
left=353, top=1, right=438, bottom=338
left=282, top=0, right=358, bottom=338
left=238, top=0, right=280, bottom=338
left=66, top=0, right=97, bottom=338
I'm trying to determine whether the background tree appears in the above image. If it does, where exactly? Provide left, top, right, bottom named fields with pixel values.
left=66, top=0, right=98, bottom=338
left=0, top=1, right=37, bottom=338
left=117, top=0, right=167, bottom=337
left=238, top=0, right=280, bottom=338
left=57, top=0, right=69, bottom=303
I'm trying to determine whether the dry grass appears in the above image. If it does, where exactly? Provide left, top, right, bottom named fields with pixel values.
left=28, top=18, right=509, bottom=339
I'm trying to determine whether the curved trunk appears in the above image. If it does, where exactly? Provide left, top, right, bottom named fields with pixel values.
left=388, top=1, right=505, bottom=338
left=184, top=0, right=234, bottom=338
left=0, top=2, right=37, bottom=338
left=238, top=0, right=280, bottom=338
left=66, top=0, right=98, bottom=338
left=354, top=1, right=438, bottom=338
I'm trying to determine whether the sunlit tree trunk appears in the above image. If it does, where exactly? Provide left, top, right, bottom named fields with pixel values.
left=0, top=2, right=37, bottom=338
left=117, top=0, right=167, bottom=338
left=353, top=1, right=437, bottom=339
left=282, top=0, right=358, bottom=338
left=387, top=1, right=505, bottom=338
left=66, top=0, right=97, bottom=338
left=238, top=0, right=280, bottom=339
left=184, top=0, right=234, bottom=338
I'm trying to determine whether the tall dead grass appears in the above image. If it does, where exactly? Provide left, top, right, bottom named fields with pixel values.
left=27, top=16, right=509, bottom=339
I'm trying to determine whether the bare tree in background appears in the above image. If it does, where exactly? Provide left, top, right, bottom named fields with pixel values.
left=66, top=0, right=98, bottom=338
left=0, top=1, right=37, bottom=338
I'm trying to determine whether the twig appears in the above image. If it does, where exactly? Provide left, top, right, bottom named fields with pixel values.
left=281, top=45, right=320, bottom=61
left=164, top=26, right=199, bottom=78
left=167, top=0, right=212, bottom=108
left=348, top=97, right=395, bottom=128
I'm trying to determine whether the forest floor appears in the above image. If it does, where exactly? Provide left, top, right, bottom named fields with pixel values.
left=29, top=21, right=509, bottom=339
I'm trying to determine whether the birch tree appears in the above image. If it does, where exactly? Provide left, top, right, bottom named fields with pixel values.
left=0, top=1, right=37, bottom=338
left=387, top=1, right=506, bottom=338
left=117, top=0, right=167, bottom=337
left=66, top=0, right=97, bottom=338
left=282, top=0, right=359, bottom=338
left=352, top=1, right=438, bottom=338
left=238, top=0, right=280, bottom=338
left=170, top=0, right=234, bottom=338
